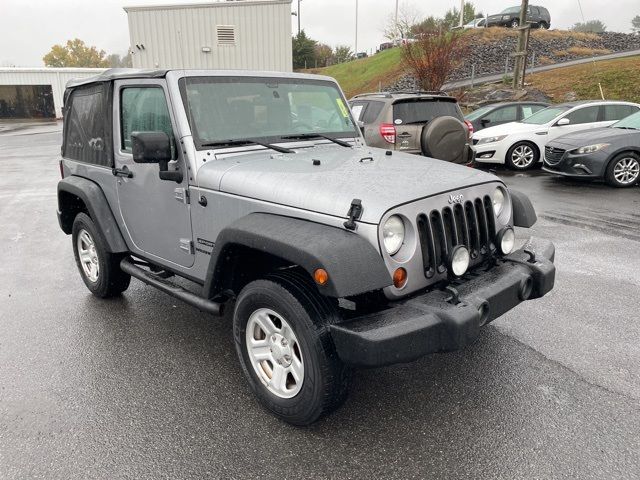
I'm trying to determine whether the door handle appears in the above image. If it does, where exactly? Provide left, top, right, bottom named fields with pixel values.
left=112, top=166, right=133, bottom=178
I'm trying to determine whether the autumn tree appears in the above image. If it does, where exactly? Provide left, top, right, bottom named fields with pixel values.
left=401, top=29, right=466, bottom=91
left=107, top=53, right=133, bottom=68
left=333, top=45, right=354, bottom=64
left=314, top=43, right=333, bottom=68
left=43, top=39, right=109, bottom=67
left=383, top=2, right=421, bottom=40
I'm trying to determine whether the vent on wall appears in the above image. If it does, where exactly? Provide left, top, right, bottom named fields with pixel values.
left=217, top=25, right=236, bottom=45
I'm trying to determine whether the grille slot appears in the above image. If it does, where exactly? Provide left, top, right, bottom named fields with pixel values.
left=545, top=146, right=566, bottom=165
left=417, top=195, right=496, bottom=278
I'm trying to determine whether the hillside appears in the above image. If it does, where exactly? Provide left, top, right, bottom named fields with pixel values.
left=309, top=29, right=640, bottom=98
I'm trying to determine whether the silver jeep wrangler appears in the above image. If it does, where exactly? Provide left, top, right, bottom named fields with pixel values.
left=57, top=69, right=555, bottom=425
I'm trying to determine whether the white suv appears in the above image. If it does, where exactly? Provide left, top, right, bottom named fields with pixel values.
left=472, top=100, right=640, bottom=170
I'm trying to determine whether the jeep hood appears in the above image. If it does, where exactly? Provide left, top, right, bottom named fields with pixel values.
left=196, top=144, right=498, bottom=224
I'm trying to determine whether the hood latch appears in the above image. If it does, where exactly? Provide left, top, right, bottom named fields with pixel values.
left=344, top=199, right=363, bottom=231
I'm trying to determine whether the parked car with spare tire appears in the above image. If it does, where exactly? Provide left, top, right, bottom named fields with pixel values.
left=57, top=69, right=555, bottom=425
left=349, top=91, right=474, bottom=164
left=543, top=110, right=640, bottom=187
left=472, top=100, right=640, bottom=170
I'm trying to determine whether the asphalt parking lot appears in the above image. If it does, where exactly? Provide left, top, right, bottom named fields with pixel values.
left=1, top=124, right=639, bottom=479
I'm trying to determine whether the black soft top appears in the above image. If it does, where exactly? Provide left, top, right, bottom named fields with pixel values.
left=65, top=68, right=169, bottom=89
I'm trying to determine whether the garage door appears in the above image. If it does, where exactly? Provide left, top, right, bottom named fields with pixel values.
left=0, top=85, right=55, bottom=119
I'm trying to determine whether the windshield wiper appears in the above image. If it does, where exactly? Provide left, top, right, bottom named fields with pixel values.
left=280, top=133, right=353, bottom=148
left=200, top=139, right=293, bottom=154
left=613, top=126, right=638, bottom=130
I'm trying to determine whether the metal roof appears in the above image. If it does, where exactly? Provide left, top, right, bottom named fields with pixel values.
left=123, top=0, right=291, bottom=13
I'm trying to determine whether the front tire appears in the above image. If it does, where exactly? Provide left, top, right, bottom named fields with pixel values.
left=506, top=141, right=539, bottom=170
left=233, top=273, right=350, bottom=426
left=605, top=152, right=640, bottom=187
left=72, top=213, right=131, bottom=298
left=511, top=19, right=520, bottom=28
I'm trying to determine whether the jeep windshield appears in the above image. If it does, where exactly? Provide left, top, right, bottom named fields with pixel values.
left=179, top=76, right=358, bottom=149
left=521, top=106, right=569, bottom=125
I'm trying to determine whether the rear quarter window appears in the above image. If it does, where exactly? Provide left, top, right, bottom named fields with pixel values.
left=603, top=104, right=639, bottom=121
left=361, top=101, right=384, bottom=124
left=393, top=99, right=462, bottom=125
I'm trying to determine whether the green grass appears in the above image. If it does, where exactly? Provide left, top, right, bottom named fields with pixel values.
left=306, top=48, right=405, bottom=98
left=528, top=55, right=640, bottom=103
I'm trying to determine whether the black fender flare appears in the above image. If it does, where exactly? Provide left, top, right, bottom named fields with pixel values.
left=509, top=189, right=537, bottom=228
left=203, top=213, right=393, bottom=299
left=57, top=176, right=128, bottom=253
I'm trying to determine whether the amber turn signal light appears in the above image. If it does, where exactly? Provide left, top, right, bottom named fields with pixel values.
left=393, top=267, right=407, bottom=289
left=314, top=268, right=329, bottom=286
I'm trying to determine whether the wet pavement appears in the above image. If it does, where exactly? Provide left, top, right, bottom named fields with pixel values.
left=1, top=126, right=639, bottom=479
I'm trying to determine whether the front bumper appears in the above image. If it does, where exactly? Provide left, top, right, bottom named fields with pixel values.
left=330, top=237, right=555, bottom=367
left=543, top=151, right=608, bottom=178
left=472, top=141, right=508, bottom=164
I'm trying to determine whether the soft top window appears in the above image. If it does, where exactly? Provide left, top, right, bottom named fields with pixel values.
left=62, top=83, right=112, bottom=166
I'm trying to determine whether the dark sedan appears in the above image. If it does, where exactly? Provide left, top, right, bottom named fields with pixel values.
left=465, top=101, right=548, bottom=133
left=543, top=111, right=640, bottom=187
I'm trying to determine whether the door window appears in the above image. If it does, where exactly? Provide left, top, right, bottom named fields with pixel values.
left=485, top=105, right=518, bottom=123
left=120, top=87, right=175, bottom=155
left=563, top=106, right=600, bottom=125
left=603, top=104, right=639, bottom=121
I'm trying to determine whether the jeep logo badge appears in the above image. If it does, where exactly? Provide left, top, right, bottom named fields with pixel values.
left=448, top=193, right=464, bottom=204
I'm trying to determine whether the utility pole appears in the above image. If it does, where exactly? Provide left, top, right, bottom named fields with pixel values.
left=512, top=0, right=530, bottom=89
left=459, top=0, right=465, bottom=28
left=297, top=0, right=301, bottom=35
left=355, top=0, right=359, bottom=55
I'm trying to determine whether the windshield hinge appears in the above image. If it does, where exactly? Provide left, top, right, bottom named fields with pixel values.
left=343, top=199, right=363, bottom=231
left=174, top=187, right=190, bottom=204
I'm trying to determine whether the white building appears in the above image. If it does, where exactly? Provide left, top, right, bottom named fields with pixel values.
left=124, top=0, right=293, bottom=71
left=0, top=68, right=106, bottom=119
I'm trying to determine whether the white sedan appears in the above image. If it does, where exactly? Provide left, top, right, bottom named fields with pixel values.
left=472, top=100, right=640, bottom=170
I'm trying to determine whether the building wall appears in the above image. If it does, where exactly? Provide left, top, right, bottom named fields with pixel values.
left=0, top=68, right=106, bottom=118
left=125, top=0, right=292, bottom=72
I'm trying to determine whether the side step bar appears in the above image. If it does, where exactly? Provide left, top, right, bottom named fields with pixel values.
left=120, top=258, right=224, bottom=316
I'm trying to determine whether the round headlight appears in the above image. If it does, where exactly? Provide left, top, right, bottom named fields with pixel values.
left=450, top=245, right=470, bottom=277
left=493, top=187, right=506, bottom=216
left=382, top=215, right=405, bottom=255
left=497, top=227, right=516, bottom=254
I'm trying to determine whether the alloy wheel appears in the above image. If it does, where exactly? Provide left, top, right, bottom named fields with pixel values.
left=511, top=144, right=535, bottom=168
left=77, top=229, right=99, bottom=283
left=613, top=157, right=640, bottom=185
left=245, top=308, right=304, bottom=399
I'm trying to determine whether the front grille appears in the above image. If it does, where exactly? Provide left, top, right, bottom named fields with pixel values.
left=417, top=196, right=496, bottom=279
left=545, top=146, right=566, bottom=165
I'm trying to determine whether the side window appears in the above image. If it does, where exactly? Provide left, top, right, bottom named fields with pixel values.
left=564, top=106, right=600, bottom=125
left=63, top=84, right=110, bottom=166
left=531, top=7, right=539, bottom=14
left=521, top=104, right=546, bottom=118
left=361, top=101, right=384, bottom=124
left=350, top=102, right=366, bottom=121
left=485, top=105, right=518, bottom=123
left=604, top=104, right=639, bottom=121
left=121, top=87, right=174, bottom=155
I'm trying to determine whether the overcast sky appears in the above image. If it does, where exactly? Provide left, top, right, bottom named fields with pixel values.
left=1, top=0, right=638, bottom=66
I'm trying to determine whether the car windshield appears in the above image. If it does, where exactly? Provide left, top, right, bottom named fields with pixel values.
left=465, top=105, right=494, bottom=121
left=500, top=6, right=521, bottom=14
left=521, top=106, right=569, bottom=125
left=612, top=111, right=640, bottom=130
left=179, top=76, right=358, bottom=148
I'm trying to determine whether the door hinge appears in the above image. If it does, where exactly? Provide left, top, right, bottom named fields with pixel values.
left=179, top=239, right=194, bottom=254
left=174, top=188, right=190, bottom=204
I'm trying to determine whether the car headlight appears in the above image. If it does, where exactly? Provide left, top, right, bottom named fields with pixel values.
left=492, top=187, right=506, bottom=216
left=383, top=215, right=405, bottom=255
left=476, top=135, right=508, bottom=145
left=573, top=143, right=610, bottom=155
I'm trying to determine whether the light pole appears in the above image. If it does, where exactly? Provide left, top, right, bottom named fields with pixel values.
left=297, top=0, right=301, bottom=35
left=355, top=0, right=359, bottom=55
left=459, top=0, right=464, bottom=27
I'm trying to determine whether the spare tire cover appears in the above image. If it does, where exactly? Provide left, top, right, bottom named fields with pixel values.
left=421, top=116, right=468, bottom=164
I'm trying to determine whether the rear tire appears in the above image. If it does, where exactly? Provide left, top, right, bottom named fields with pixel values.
left=511, top=19, right=520, bottom=28
left=72, top=213, right=131, bottom=298
left=506, top=141, right=539, bottom=170
left=605, top=152, right=640, bottom=188
left=539, top=21, right=549, bottom=29
left=233, top=271, right=350, bottom=426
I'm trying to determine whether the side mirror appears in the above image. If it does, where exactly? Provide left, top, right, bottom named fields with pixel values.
left=131, top=131, right=182, bottom=182
left=131, top=131, right=171, bottom=164
left=556, top=118, right=570, bottom=126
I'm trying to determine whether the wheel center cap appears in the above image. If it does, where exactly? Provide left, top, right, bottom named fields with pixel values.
left=269, top=334, right=292, bottom=367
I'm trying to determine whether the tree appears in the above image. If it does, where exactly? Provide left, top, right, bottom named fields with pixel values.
left=401, top=29, right=466, bottom=91
left=412, top=16, right=445, bottom=34
left=333, top=45, right=354, bottom=64
left=443, top=2, right=480, bottom=29
left=43, top=39, right=109, bottom=67
left=383, top=2, right=421, bottom=40
left=292, top=30, right=316, bottom=69
left=106, top=53, right=132, bottom=68
left=314, top=43, right=333, bottom=67
left=571, top=20, right=606, bottom=33
left=632, top=15, right=640, bottom=33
